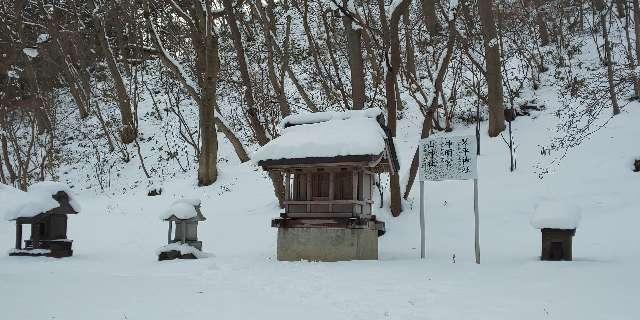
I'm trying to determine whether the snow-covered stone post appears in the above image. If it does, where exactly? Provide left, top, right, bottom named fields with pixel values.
left=530, top=202, right=581, bottom=261
left=419, top=135, right=479, bottom=263
left=157, top=199, right=206, bottom=261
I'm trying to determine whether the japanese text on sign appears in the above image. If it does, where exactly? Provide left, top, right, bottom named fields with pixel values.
left=419, top=135, right=478, bottom=181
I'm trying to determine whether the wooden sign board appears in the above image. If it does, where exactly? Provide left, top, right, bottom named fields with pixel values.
left=417, top=134, right=481, bottom=263
left=419, top=135, right=477, bottom=181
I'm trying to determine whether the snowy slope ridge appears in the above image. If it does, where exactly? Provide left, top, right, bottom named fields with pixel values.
left=2, top=46, right=640, bottom=320
left=0, top=101, right=638, bottom=320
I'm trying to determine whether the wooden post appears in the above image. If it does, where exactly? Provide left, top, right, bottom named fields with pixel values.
left=181, top=222, right=186, bottom=244
left=284, top=172, right=291, bottom=201
left=306, top=172, right=312, bottom=212
left=284, top=172, right=290, bottom=215
left=168, top=221, right=173, bottom=244
left=328, top=172, right=335, bottom=213
left=419, top=181, right=425, bottom=259
left=352, top=170, right=358, bottom=217
left=15, top=223, right=22, bottom=250
left=474, top=178, right=480, bottom=264
left=33, top=224, right=39, bottom=249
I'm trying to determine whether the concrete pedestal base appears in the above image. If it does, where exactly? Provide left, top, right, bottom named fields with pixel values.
left=277, top=227, right=379, bottom=261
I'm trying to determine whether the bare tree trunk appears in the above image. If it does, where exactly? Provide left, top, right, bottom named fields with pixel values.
left=297, top=0, right=334, bottom=99
left=385, top=0, right=412, bottom=217
left=146, top=2, right=219, bottom=185
left=403, top=7, right=417, bottom=77
left=633, top=0, right=640, bottom=71
left=223, top=0, right=269, bottom=145
left=322, top=11, right=351, bottom=109
left=623, top=0, right=640, bottom=98
left=404, top=18, right=456, bottom=198
left=419, top=0, right=439, bottom=36
left=615, top=0, right=626, bottom=17
left=478, top=0, right=506, bottom=137
left=534, top=0, right=550, bottom=46
left=197, top=21, right=220, bottom=186
left=601, top=10, right=621, bottom=115
left=403, top=110, right=434, bottom=199
left=38, top=2, right=90, bottom=119
left=214, top=117, right=250, bottom=162
left=254, top=0, right=293, bottom=117
left=223, top=0, right=284, bottom=206
left=342, top=2, right=366, bottom=110
left=90, top=0, right=137, bottom=144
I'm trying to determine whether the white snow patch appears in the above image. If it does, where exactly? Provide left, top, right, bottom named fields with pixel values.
left=488, top=37, right=498, bottom=48
left=530, top=201, right=582, bottom=229
left=2, top=181, right=81, bottom=221
left=281, top=108, right=381, bottom=128
left=160, top=199, right=202, bottom=220
left=22, top=48, right=39, bottom=58
left=36, top=33, right=50, bottom=44
left=8, top=248, right=51, bottom=255
left=7, top=69, right=19, bottom=79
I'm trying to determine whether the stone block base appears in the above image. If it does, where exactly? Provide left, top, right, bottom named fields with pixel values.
left=277, top=226, right=379, bottom=261
left=10, top=240, right=73, bottom=258
left=158, top=250, right=197, bottom=261
left=9, top=249, right=72, bottom=258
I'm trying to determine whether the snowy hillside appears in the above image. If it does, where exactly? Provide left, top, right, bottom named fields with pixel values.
left=2, top=0, right=640, bottom=318
left=1, top=89, right=638, bottom=319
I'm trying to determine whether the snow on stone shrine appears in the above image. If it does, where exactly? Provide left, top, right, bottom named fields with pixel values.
left=158, top=199, right=206, bottom=261
left=253, top=109, right=399, bottom=261
left=530, top=202, right=581, bottom=261
left=5, top=182, right=80, bottom=258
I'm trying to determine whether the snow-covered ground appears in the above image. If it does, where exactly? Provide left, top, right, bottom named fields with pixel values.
left=1, top=94, right=638, bottom=319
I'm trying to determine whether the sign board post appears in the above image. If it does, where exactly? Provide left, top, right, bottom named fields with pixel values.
left=418, top=135, right=480, bottom=263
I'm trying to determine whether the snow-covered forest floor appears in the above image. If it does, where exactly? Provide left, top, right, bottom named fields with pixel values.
left=3, top=4, right=640, bottom=316
left=1, top=73, right=639, bottom=319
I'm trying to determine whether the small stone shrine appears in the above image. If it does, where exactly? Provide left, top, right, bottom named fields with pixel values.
left=5, top=181, right=80, bottom=258
left=157, top=199, right=206, bottom=261
left=530, top=202, right=581, bottom=261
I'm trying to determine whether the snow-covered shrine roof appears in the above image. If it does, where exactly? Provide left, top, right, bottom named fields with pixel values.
left=530, top=201, right=581, bottom=230
left=253, top=109, right=396, bottom=167
left=2, top=181, right=81, bottom=221
left=160, top=198, right=205, bottom=221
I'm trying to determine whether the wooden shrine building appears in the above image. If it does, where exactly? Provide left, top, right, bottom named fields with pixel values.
left=158, top=199, right=206, bottom=261
left=253, top=109, right=398, bottom=261
left=7, top=182, right=80, bottom=258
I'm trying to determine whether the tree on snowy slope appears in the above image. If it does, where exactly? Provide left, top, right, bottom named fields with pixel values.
left=478, top=0, right=506, bottom=137
left=146, top=1, right=223, bottom=186
left=339, top=0, right=366, bottom=110
left=0, top=1, right=59, bottom=189
left=384, top=0, right=412, bottom=216
left=88, top=0, right=138, bottom=144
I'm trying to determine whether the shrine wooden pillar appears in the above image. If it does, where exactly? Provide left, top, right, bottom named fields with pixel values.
left=15, top=223, right=22, bottom=250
